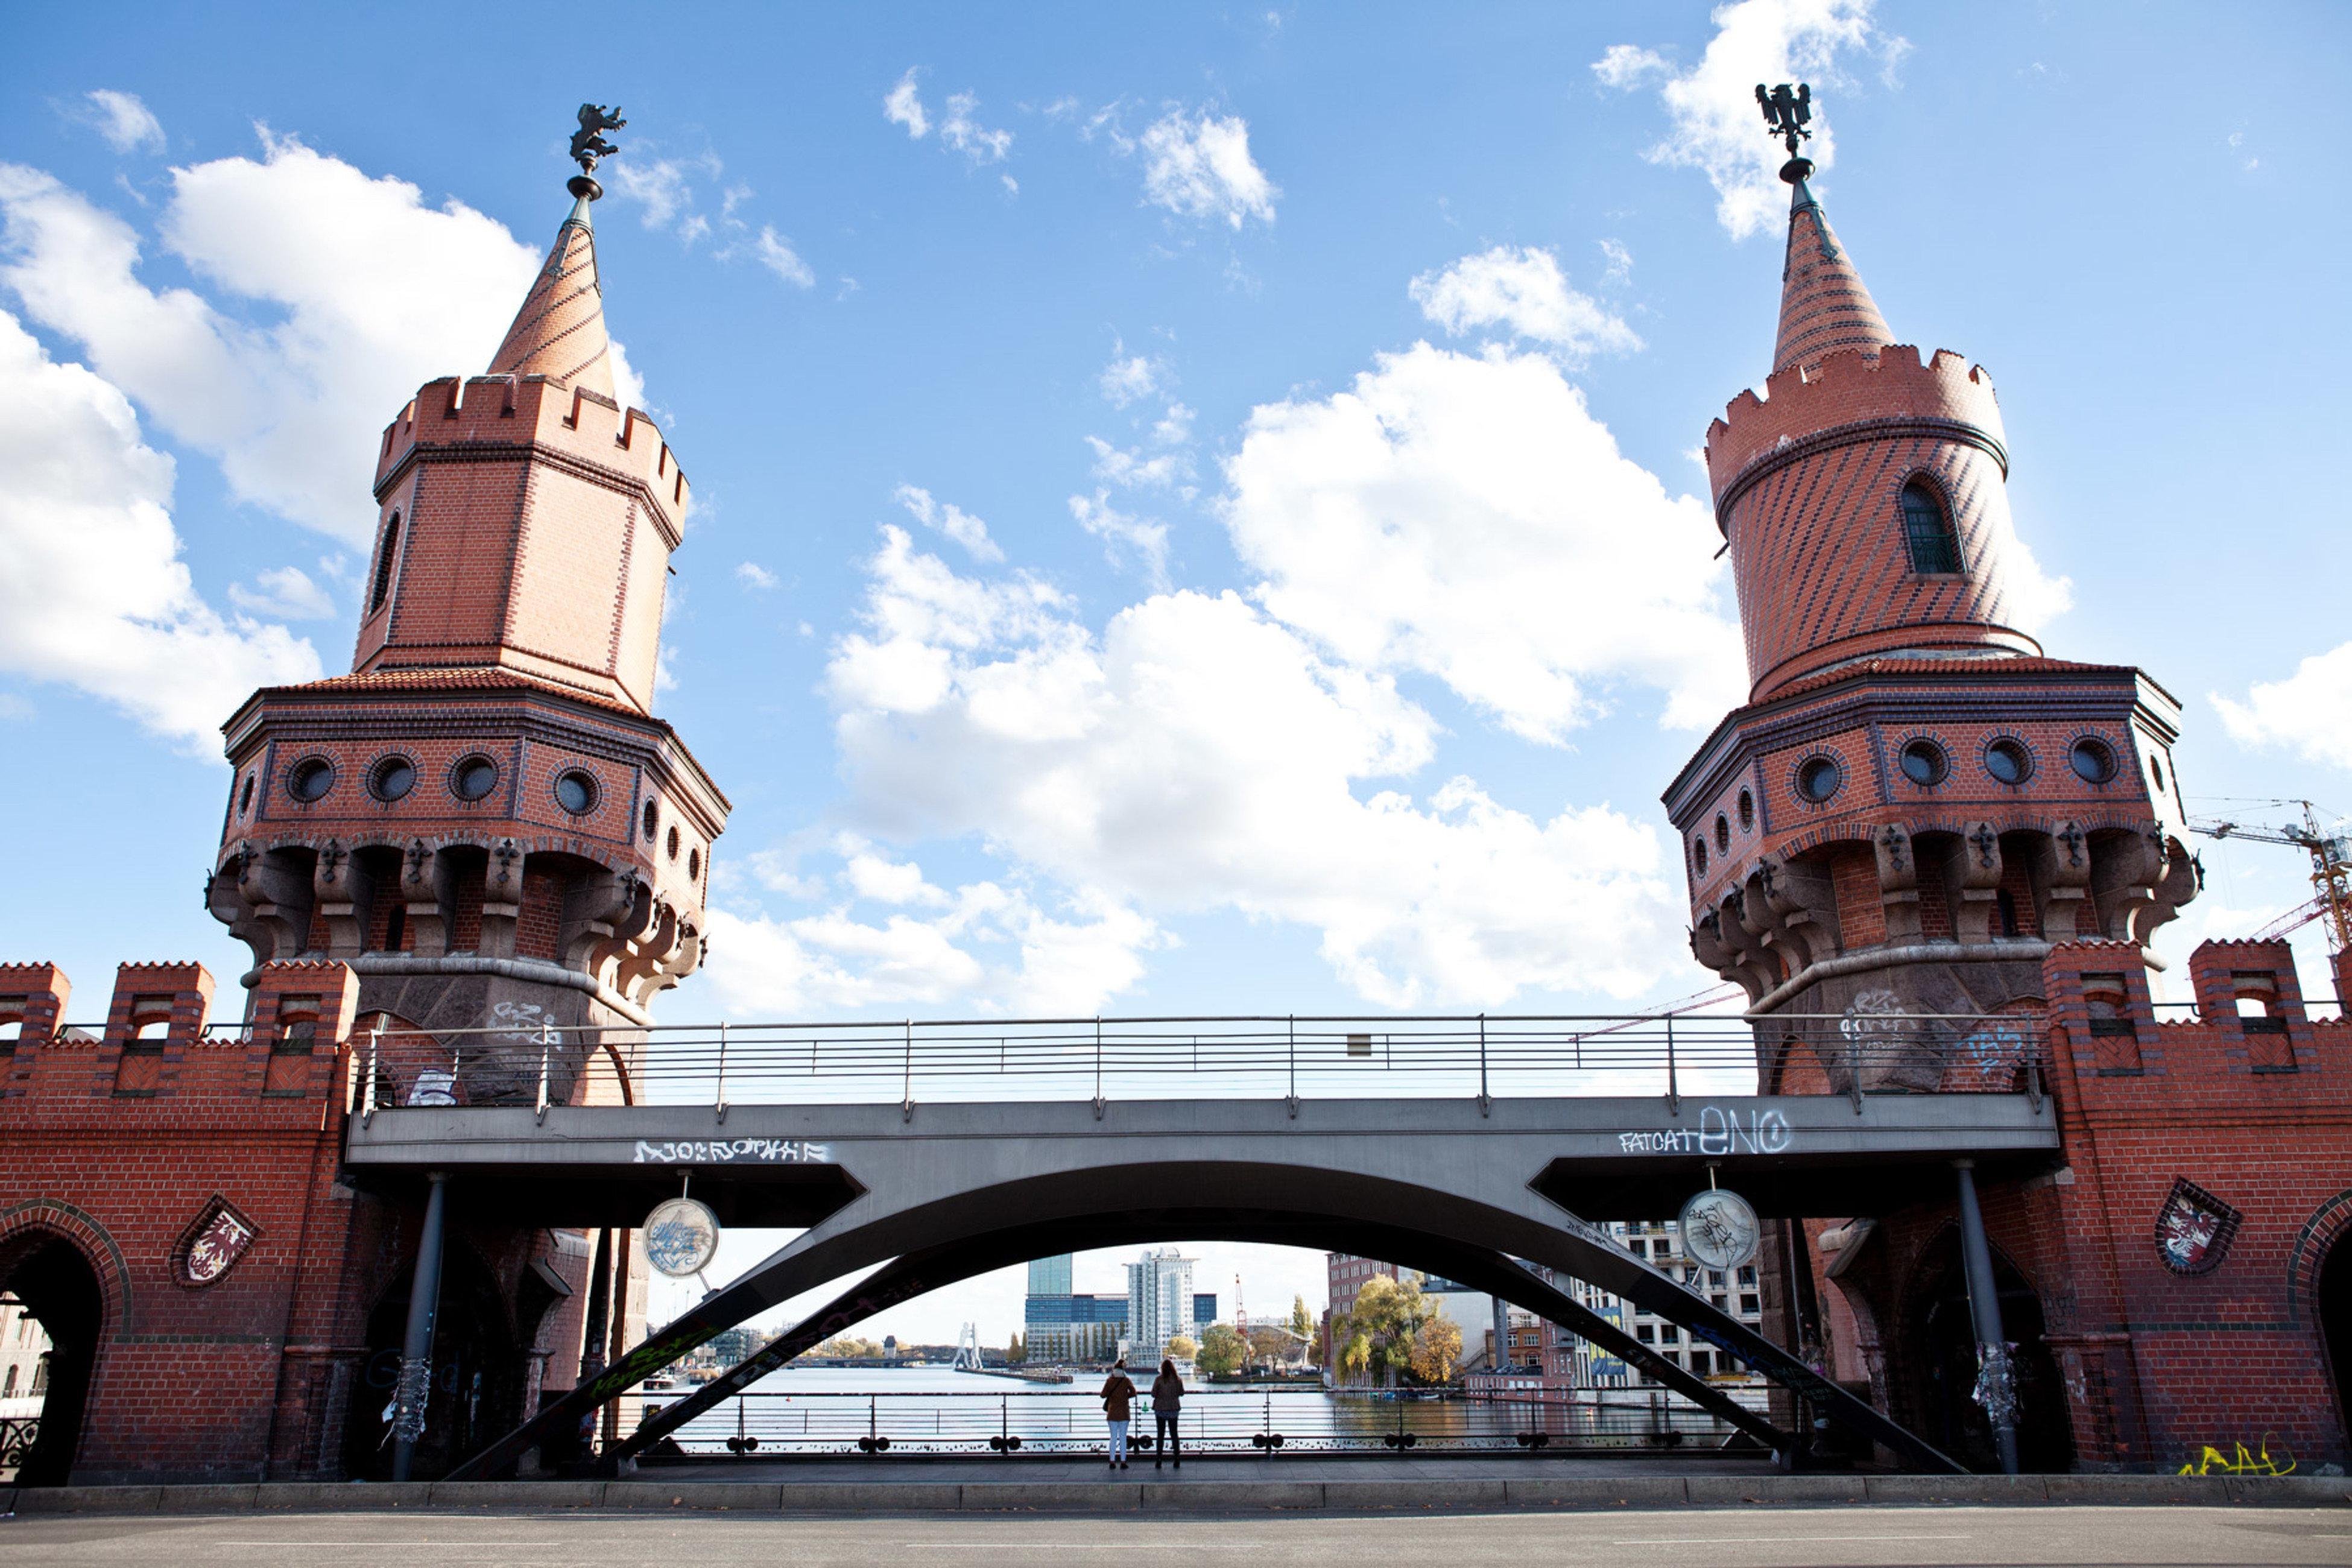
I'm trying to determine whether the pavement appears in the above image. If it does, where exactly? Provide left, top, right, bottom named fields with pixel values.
left=5, top=1504, right=2352, bottom=1567
left=3, top=1453, right=2348, bottom=1519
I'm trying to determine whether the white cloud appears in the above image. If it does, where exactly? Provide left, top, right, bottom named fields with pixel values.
left=0, top=309, right=320, bottom=748
left=1222, top=341, right=1744, bottom=742
left=1086, top=435, right=1189, bottom=492
left=753, top=225, right=815, bottom=288
left=0, top=142, right=554, bottom=545
left=841, top=841, right=953, bottom=908
left=735, top=561, right=779, bottom=590
left=1098, top=347, right=1163, bottom=407
left=1067, top=490, right=1170, bottom=588
left=227, top=564, right=337, bottom=620
left=941, top=92, right=1014, bottom=165
left=1137, top=111, right=1279, bottom=229
left=77, top=90, right=166, bottom=154
left=1601, top=0, right=1906, bottom=239
left=1591, top=45, right=1672, bottom=89
left=2217, top=643, right=2352, bottom=771
left=1152, top=402, right=1195, bottom=446
left=894, top=483, right=1005, bottom=563
left=884, top=70, right=931, bottom=139
left=609, top=151, right=722, bottom=240
left=821, top=530, right=1683, bottom=1007
left=1409, top=246, right=1642, bottom=360
left=1598, top=238, right=1634, bottom=285
left=703, top=874, right=1165, bottom=1018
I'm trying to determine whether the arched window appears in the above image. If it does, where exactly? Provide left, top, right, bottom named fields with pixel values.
left=1900, top=482, right=1961, bottom=575
left=368, top=511, right=402, bottom=614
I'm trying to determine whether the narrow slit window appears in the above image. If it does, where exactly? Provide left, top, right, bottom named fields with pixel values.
left=369, top=511, right=402, bottom=613
left=1900, top=482, right=1962, bottom=574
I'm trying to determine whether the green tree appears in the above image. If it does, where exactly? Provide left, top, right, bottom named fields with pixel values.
left=1290, top=1294, right=1313, bottom=1341
left=1166, top=1332, right=1198, bottom=1361
left=1007, top=1331, right=1025, bottom=1364
left=1198, top=1322, right=1247, bottom=1376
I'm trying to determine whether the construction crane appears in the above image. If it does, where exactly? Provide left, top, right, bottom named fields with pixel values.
left=2189, top=800, right=2352, bottom=955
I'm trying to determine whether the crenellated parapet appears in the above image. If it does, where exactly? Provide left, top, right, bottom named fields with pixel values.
left=373, top=373, right=689, bottom=546
left=1705, top=344, right=2006, bottom=522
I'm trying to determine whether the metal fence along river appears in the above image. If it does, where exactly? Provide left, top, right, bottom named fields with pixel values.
left=642, top=1385, right=1754, bottom=1458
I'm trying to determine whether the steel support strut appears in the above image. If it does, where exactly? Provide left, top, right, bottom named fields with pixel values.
left=1955, top=1159, right=2020, bottom=1475
left=390, top=1172, right=449, bottom=1482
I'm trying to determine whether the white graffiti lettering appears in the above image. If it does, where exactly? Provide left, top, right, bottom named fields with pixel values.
left=631, top=1138, right=832, bottom=1164
left=1618, top=1106, right=1793, bottom=1157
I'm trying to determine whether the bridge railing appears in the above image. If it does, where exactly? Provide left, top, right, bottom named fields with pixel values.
left=346, top=1010, right=2047, bottom=1114
left=639, top=1384, right=1752, bottom=1458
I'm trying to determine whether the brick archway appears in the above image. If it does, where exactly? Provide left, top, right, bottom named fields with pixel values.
left=2287, top=1187, right=2352, bottom=1326
left=0, top=1202, right=128, bottom=1486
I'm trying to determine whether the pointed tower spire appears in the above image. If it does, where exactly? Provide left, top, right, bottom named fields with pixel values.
left=1772, top=175, right=1893, bottom=375
left=487, top=189, right=616, bottom=396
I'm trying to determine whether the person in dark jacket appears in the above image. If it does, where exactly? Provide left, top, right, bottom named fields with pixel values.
left=1150, top=1358, right=1185, bottom=1469
left=1098, top=1358, right=1137, bottom=1469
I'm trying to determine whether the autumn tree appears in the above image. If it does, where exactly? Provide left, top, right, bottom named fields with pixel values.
left=1409, top=1316, right=1464, bottom=1383
left=1166, top=1333, right=1198, bottom=1361
left=1290, top=1295, right=1314, bottom=1341
left=1330, top=1272, right=1437, bottom=1388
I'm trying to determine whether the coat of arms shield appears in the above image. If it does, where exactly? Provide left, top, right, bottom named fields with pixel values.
left=2154, top=1177, right=2240, bottom=1276
left=178, top=1197, right=260, bottom=1287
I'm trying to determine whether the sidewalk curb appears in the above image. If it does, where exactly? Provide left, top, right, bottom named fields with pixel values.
left=7, top=1472, right=2348, bottom=1516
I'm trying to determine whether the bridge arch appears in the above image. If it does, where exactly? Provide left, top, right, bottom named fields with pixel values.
left=448, top=1148, right=1964, bottom=1477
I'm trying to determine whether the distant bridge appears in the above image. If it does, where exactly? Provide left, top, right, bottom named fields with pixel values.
left=334, top=1011, right=2058, bottom=1478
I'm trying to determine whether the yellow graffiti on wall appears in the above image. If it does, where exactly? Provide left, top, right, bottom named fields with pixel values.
left=2177, top=1437, right=2296, bottom=1476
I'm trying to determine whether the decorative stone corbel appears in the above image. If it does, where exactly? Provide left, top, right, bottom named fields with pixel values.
left=1873, top=820, right=1923, bottom=943
left=2037, top=819, right=2094, bottom=939
left=1953, top=820, right=2005, bottom=944
left=479, top=838, right=525, bottom=958
left=310, top=836, right=371, bottom=956
left=400, top=838, right=457, bottom=957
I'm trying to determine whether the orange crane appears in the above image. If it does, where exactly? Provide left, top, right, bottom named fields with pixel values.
left=2190, top=800, right=2352, bottom=955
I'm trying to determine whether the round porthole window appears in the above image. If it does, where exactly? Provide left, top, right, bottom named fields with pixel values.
left=1693, top=838, right=1709, bottom=875
left=555, top=769, right=599, bottom=815
left=642, top=800, right=659, bottom=841
left=451, top=755, right=499, bottom=801
left=237, top=774, right=255, bottom=817
left=666, top=824, right=681, bottom=861
left=2070, top=737, right=2117, bottom=785
left=1795, top=756, right=1842, bottom=804
left=1985, top=739, right=2032, bottom=785
left=1899, top=739, right=1949, bottom=787
left=1737, top=788, right=1754, bottom=832
left=368, top=756, right=417, bottom=803
left=1714, top=814, right=1730, bottom=853
left=688, top=847, right=701, bottom=881
left=2149, top=756, right=2166, bottom=793
left=287, top=757, right=335, bottom=803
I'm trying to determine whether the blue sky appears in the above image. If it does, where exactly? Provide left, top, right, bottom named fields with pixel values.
left=5, top=2, right=2349, bottom=1340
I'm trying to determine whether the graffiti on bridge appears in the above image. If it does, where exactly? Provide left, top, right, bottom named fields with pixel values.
left=2177, top=1436, right=2295, bottom=1476
left=1617, top=1105, right=1794, bottom=1157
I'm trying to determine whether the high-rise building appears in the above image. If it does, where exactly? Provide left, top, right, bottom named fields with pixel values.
left=1027, top=1254, right=1073, bottom=1297
left=1125, top=1248, right=1195, bottom=1363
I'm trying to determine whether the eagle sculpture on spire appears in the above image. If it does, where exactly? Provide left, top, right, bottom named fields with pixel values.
left=1755, top=82, right=1812, bottom=156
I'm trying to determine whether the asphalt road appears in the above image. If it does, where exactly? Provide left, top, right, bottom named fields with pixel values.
left=3, top=1506, right=2348, bottom=1567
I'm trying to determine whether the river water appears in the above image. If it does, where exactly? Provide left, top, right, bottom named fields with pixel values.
left=648, top=1365, right=1733, bottom=1456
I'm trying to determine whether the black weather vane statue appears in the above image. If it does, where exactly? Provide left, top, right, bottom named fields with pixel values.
left=571, top=103, right=627, bottom=174
left=1756, top=81, right=1815, bottom=183
left=566, top=103, right=626, bottom=201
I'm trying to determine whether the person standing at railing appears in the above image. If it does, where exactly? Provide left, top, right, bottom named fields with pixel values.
left=1150, top=1358, right=1184, bottom=1469
left=1099, top=1359, right=1137, bottom=1470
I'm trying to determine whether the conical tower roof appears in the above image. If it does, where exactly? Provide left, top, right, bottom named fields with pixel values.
left=487, top=191, right=615, bottom=397
left=1772, top=176, right=1892, bottom=375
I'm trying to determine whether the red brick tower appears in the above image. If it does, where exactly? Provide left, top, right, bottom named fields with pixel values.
left=206, top=175, right=729, bottom=1066
left=1662, top=126, right=2198, bottom=1052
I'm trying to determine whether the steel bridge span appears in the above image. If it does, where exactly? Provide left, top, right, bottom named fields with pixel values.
left=335, top=1011, right=2058, bottom=1478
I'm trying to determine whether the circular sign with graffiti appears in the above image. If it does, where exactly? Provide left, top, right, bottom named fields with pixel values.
left=644, top=1196, right=721, bottom=1277
left=1678, top=1187, right=1761, bottom=1271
